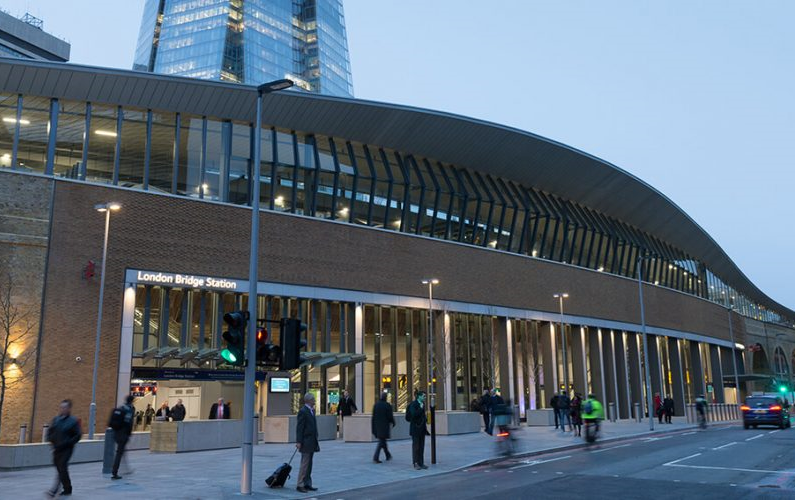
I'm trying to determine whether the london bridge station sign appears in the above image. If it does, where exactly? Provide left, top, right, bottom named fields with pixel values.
left=129, top=269, right=245, bottom=292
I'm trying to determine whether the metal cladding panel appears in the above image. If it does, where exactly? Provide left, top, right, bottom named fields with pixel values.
left=0, top=57, right=790, bottom=318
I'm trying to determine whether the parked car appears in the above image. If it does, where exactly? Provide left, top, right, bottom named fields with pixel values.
left=741, top=395, right=791, bottom=429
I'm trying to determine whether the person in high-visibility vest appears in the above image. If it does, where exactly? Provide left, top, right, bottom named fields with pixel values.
left=581, top=393, right=604, bottom=441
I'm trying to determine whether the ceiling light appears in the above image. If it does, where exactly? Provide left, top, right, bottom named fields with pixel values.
left=95, top=130, right=117, bottom=137
left=3, top=117, right=29, bottom=125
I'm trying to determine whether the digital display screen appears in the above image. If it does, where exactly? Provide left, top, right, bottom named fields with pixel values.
left=270, top=377, right=291, bottom=393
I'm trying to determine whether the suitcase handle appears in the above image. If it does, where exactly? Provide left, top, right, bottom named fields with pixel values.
left=288, top=448, right=298, bottom=466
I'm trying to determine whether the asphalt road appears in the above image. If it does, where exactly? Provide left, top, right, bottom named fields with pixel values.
left=318, top=423, right=795, bottom=499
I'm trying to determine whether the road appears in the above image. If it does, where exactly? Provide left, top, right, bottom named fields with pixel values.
left=319, top=424, right=795, bottom=499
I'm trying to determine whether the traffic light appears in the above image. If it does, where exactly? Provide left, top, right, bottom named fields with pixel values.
left=256, top=327, right=281, bottom=366
left=221, top=310, right=248, bottom=366
left=780, top=384, right=788, bottom=394
left=280, top=318, right=307, bottom=370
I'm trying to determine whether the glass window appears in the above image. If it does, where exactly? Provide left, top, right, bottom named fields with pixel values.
left=118, top=106, right=147, bottom=188
left=294, top=134, right=315, bottom=215
left=273, top=129, right=294, bottom=213
left=229, top=121, right=251, bottom=205
left=333, top=138, right=355, bottom=220
left=349, top=142, right=372, bottom=225
left=384, top=150, right=405, bottom=231
left=175, top=114, right=203, bottom=197
left=53, top=100, right=86, bottom=179
left=86, top=103, right=117, bottom=184
left=16, top=95, right=51, bottom=174
left=368, top=146, right=393, bottom=229
left=0, top=93, right=16, bottom=169
left=148, top=110, right=177, bottom=194
left=203, top=119, right=223, bottom=200
left=314, top=135, right=337, bottom=219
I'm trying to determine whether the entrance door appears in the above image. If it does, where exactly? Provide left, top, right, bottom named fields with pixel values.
left=168, top=387, right=202, bottom=420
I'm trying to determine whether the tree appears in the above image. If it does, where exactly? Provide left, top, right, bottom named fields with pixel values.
left=0, top=259, right=37, bottom=440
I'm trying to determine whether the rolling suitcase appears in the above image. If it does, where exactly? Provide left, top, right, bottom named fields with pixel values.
left=266, top=449, right=298, bottom=488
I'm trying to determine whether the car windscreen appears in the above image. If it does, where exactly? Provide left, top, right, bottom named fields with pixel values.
left=745, top=397, right=777, bottom=407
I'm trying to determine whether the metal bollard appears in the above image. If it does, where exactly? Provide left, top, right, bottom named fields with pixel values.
left=633, top=402, right=641, bottom=423
left=42, top=424, right=49, bottom=443
left=513, top=405, right=520, bottom=427
left=102, top=428, right=116, bottom=474
left=19, top=424, right=27, bottom=444
left=686, top=403, right=693, bottom=423
left=253, top=413, right=259, bottom=445
left=608, top=402, right=617, bottom=422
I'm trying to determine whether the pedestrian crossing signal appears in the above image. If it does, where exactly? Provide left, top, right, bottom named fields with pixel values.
left=221, top=310, right=248, bottom=366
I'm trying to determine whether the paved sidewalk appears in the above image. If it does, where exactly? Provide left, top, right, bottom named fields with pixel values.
left=1, top=418, right=711, bottom=500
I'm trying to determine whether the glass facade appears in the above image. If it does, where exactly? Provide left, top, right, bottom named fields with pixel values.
left=133, top=0, right=354, bottom=97
left=2, top=92, right=792, bottom=328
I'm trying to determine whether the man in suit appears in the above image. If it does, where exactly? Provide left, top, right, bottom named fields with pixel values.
left=406, top=390, right=429, bottom=470
left=295, top=392, right=319, bottom=493
left=209, top=397, right=230, bottom=419
left=371, top=391, right=395, bottom=463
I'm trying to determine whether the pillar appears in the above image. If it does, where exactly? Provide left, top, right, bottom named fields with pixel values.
left=496, top=317, right=515, bottom=408
left=439, top=311, right=453, bottom=411
left=626, top=333, right=643, bottom=415
left=647, top=334, right=663, bottom=397
left=709, top=345, right=725, bottom=403
left=614, top=332, right=631, bottom=419
left=571, top=326, right=588, bottom=397
left=541, top=322, right=557, bottom=406
left=689, top=341, right=706, bottom=398
left=602, top=330, right=619, bottom=413
left=667, top=337, right=687, bottom=416
left=354, top=302, right=364, bottom=413
left=587, top=327, right=606, bottom=401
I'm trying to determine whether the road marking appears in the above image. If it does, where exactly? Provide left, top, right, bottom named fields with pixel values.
left=683, top=431, right=697, bottom=436
left=510, top=455, right=571, bottom=471
left=663, top=453, right=702, bottom=466
left=768, top=430, right=781, bottom=435
left=746, top=434, right=764, bottom=441
left=665, top=463, right=795, bottom=475
left=590, top=443, right=631, bottom=454
left=642, top=436, right=673, bottom=442
left=712, top=442, right=738, bottom=450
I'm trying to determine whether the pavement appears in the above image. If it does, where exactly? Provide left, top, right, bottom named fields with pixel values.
left=321, top=421, right=795, bottom=499
left=0, top=417, right=702, bottom=500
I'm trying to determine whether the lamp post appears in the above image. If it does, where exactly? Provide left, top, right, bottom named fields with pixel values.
left=421, top=278, right=439, bottom=465
left=552, top=293, right=569, bottom=395
left=637, top=254, right=655, bottom=431
left=88, top=202, right=121, bottom=440
left=723, top=297, right=741, bottom=405
left=241, top=78, right=294, bottom=495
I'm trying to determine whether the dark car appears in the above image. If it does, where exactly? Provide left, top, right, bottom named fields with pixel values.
left=742, top=395, right=791, bottom=429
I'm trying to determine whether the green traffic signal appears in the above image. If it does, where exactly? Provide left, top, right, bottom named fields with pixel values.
left=221, top=310, right=248, bottom=367
left=780, top=385, right=788, bottom=393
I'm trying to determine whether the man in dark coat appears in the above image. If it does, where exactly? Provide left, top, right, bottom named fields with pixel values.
left=338, top=390, right=357, bottom=417
left=406, top=391, right=429, bottom=470
left=663, top=396, right=674, bottom=424
left=550, top=394, right=560, bottom=429
left=47, top=399, right=81, bottom=498
left=295, top=392, right=319, bottom=493
left=170, top=399, right=186, bottom=422
left=110, top=395, right=135, bottom=480
left=209, top=397, right=230, bottom=419
left=479, top=389, right=492, bottom=434
left=557, top=391, right=571, bottom=433
left=371, top=391, right=395, bottom=463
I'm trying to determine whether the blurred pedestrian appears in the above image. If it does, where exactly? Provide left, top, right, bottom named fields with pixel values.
left=406, top=390, right=429, bottom=470
left=144, top=404, right=155, bottom=429
left=109, top=395, right=135, bottom=480
left=371, top=391, right=395, bottom=463
left=209, top=398, right=230, bottom=419
left=155, top=401, right=170, bottom=421
left=557, top=390, right=572, bottom=432
left=570, top=392, right=583, bottom=436
left=550, top=393, right=560, bottom=429
left=296, top=392, right=319, bottom=493
left=663, top=396, right=674, bottom=424
left=170, top=399, right=186, bottom=422
left=46, top=399, right=81, bottom=498
left=655, top=392, right=664, bottom=424
left=480, top=388, right=492, bottom=434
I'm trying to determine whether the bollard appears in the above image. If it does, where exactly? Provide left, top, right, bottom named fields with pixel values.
left=633, top=402, right=641, bottom=423
left=686, top=403, right=693, bottom=423
left=608, top=402, right=617, bottom=422
left=102, top=428, right=116, bottom=474
left=42, top=424, right=49, bottom=443
left=253, top=413, right=259, bottom=445
left=721, top=404, right=727, bottom=421
left=19, top=424, right=27, bottom=444
left=513, top=405, right=520, bottom=427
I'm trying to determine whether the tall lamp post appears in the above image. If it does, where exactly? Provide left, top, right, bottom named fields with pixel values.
left=637, top=254, right=655, bottom=431
left=421, top=278, right=439, bottom=465
left=88, top=202, right=121, bottom=439
left=552, top=293, right=569, bottom=395
left=723, top=297, right=741, bottom=405
left=241, top=78, right=294, bottom=495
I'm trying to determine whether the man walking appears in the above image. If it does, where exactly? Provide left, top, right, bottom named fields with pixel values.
left=209, top=397, right=230, bottom=419
left=46, top=399, right=81, bottom=498
left=406, top=390, right=429, bottom=470
left=109, top=395, right=135, bottom=480
left=550, top=393, right=560, bottom=429
left=296, top=392, right=319, bottom=493
left=663, top=396, right=675, bottom=424
left=170, top=399, right=186, bottom=422
left=557, top=390, right=571, bottom=433
left=337, top=390, right=357, bottom=439
left=371, top=391, right=395, bottom=463
left=479, top=388, right=491, bottom=434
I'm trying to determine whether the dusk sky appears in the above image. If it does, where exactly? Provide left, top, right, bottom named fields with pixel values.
left=3, top=0, right=793, bottom=310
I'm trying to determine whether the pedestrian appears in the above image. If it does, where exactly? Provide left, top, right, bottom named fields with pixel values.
left=295, top=392, right=319, bottom=493
left=654, top=392, right=664, bottom=424
left=170, top=399, right=186, bottom=421
left=557, top=390, right=572, bottom=432
left=550, top=393, right=560, bottom=429
left=406, top=390, right=429, bottom=470
left=155, top=401, right=170, bottom=421
left=489, top=389, right=505, bottom=435
left=144, top=404, right=155, bottom=429
left=109, top=395, right=135, bottom=480
left=209, top=397, right=230, bottom=419
left=337, top=389, right=357, bottom=438
left=371, top=391, right=395, bottom=463
left=570, top=392, right=583, bottom=436
left=135, top=410, right=143, bottom=431
left=46, top=399, right=81, bottom=498
left=663, top=396, right=674, bottom=424
left=479, top=388, right=492, bottom=434
left=581, top=393, right=604, bottom=442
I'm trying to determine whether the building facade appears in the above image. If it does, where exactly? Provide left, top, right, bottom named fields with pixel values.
left=0, top=58, right=793, bottom=442
left=133, top=0, right=354, bottom=97
left=0, top=10, right=70, bottom=62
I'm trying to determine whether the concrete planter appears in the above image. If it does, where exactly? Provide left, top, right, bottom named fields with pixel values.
left=0, top=431, right=150, bottom=469
left=150, top=420, right=243, bottom=452
left=262, top=415, right=337, bottom=443
left=526, top=409, right=556, bottom=426
left=343, top=414, right=411, bottom=442
left=434, top=411, right=480, bottom=435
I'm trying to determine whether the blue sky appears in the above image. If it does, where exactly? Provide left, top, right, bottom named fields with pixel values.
left=4, top=1, right=793, bottom=310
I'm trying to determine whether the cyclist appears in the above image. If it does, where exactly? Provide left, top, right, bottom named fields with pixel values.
left=581, top=393, right=604, bottom=443
left=695, top=395, right=707, bottom=429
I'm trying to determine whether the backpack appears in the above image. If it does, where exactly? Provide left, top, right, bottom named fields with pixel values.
left=583, top=400, right=594, bottom=415
left=109, top=405, right=131, bottom=431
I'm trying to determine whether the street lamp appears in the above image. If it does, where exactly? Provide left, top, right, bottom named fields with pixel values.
left=88, top=202, right=121, bottom=440
left=637, top=254, right=655, bottom=431
left=723, top=297, right=741, bottom=405
left=552, top=293, right=569, bottom=395
left=421, top=278, right=439, bottom=465
left=241, top=78, right=294, bottom=495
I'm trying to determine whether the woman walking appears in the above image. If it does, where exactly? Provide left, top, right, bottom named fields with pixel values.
left=570, top=393, right=583, bottom=436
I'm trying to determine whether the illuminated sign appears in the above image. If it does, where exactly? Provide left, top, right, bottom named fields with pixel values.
left=134, top=270, right=242, bottom=291
left=270, top=377, right=291, bottom=393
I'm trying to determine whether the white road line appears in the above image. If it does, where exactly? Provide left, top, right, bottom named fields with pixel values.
left=642, top=436, right=673, bottom=442
left=665, top=463, right=795, bottom=475
left=711, top=442, right=738, bottom=451
left=682, top=431, right=697, bottom=436
left=768, top=430, right=781, bottom=434
left=510, top=455, right=572, bottom=470
left=746, top=434, right=764, bottom=441
left=663, top=453, right=702, bottom=466
left=590, top=443, right=631, bottom=454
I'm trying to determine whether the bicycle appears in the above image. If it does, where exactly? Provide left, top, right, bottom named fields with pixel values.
left=584, top=418, right=600, bottom=444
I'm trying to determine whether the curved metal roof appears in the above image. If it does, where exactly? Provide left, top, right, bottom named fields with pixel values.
left=0, top=56, right=791, bottom=320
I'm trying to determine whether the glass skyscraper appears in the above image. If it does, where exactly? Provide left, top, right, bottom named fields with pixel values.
left=133, top=0, right=354, bottom=97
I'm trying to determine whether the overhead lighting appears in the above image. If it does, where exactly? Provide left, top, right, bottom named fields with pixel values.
left=338, top=207, right=349, bottom=215
left=274, top=195, right=284, bottom=206
left=421, top=278, right=439, bottom=285
left=95, top=130, right=117, bottom=137
left=654, top=280, right=659, bottom=285
left=488, top=240, right=497, bottom=248
left=3, top=117, right=29, bottom=125
left=597, top=266, right=604, bottom=272
left=531, top=250, right=538, bottom=257
left=553, top=293, right=569, bottom=299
